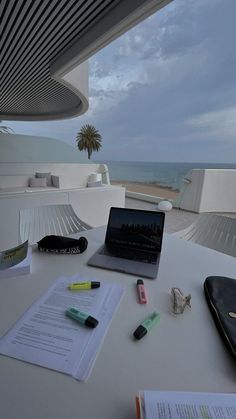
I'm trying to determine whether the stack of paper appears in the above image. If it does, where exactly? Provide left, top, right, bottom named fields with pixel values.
left=136, top=391, right=236, bottom=419
left=0, top=274, right=124, bottom=381
left=0, top=241, right=31, bottom=279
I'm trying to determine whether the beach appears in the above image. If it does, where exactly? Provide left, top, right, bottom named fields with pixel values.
left=104, top=162, right=236, bottom=199
left=111, top=180, right=179, bottom=200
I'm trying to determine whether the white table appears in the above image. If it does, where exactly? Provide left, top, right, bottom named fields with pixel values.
left=0, top=227, right=236, bottom=419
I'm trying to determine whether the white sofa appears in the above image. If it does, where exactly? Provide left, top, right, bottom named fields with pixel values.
left=0, top=174, right=58, bottom=193
left=0, top=163, right=110, bottom=193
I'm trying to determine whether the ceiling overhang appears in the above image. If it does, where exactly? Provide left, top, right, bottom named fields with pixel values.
left=0, top=0, right=172, bottom=121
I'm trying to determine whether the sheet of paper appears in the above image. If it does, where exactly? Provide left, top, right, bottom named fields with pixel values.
left=140, top=391, right=236, bottom=419
left=0, top=275, right=124, bottom=380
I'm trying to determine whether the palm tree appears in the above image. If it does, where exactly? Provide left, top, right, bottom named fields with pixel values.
left=76, top=124, right=102, bottom=160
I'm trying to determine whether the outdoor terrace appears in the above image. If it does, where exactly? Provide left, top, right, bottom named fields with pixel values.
left=125, top=196, right=199, bottom=233
left=125, top=195, right=236, bottom=234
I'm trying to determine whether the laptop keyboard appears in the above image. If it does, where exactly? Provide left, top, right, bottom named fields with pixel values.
left=100, top=245, right=157, bottom=264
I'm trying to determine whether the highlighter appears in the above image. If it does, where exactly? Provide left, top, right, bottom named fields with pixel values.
left=136, top=279, right=148, bottom=304
left=68, top=281, right=100, bottom=291
left=66, top=307, right=99, bottom=328
left=133, top=312, right=160, bottom=340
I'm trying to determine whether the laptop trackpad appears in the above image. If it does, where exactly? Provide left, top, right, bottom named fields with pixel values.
left=88, top=253, right=159, bottom=279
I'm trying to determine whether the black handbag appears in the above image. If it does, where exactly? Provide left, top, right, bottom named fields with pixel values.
left=37, top=235, right=88, bottom=254
left=204, top=276, right=236, bottom=361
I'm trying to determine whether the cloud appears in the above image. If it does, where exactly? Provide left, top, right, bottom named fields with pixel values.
left=6, top=0, right=236, bottom=163
left=186, top=106, right=236, bottom=141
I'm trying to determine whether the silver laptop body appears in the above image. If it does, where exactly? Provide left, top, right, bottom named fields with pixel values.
left=87, top=207, right=165, bottom=279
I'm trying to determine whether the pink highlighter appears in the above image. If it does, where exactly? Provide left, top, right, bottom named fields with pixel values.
left=137, top=279, right=148, bottom=304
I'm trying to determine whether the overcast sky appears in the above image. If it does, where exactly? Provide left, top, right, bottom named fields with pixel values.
left=7, top=0, right=236, bottom=163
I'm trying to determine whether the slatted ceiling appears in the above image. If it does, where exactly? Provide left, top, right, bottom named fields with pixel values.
left=4, top=75, right=71, bottom=106
left=0, top=0, right=117, bottom=119
left=3, top=0, right=114, bottom=85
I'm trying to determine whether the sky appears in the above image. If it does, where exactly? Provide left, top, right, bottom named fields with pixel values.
left=6, top=0, right=236, bottom=163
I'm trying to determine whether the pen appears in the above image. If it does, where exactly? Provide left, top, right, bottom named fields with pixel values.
left=136, top=279, right=147, bottom=304
left=66, top=307, right=99, bottom=328
left=133, top=312, right=160, bottom=340
left=68, top=281, right=100, bottom=291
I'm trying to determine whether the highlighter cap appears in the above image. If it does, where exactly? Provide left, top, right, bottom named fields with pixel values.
left=137, top=279, right=144, bottom=285
left=91, top=281, right=100, bottom=289
left=133, top=325, right=147, bottom=340
left=85, top=315, right=99, bottom=328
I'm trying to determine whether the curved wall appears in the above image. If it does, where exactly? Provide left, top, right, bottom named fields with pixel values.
left=0, top=134, right=88, bottom=163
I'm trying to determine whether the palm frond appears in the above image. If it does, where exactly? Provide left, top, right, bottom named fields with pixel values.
left=76, top=124, right=102, bottom=159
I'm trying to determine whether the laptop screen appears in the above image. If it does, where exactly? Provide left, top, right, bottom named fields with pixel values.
left=105, top=207, right=165, bottom=252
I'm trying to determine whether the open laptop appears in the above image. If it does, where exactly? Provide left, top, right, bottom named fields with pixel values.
left=87, top=207, right=165, bottom=279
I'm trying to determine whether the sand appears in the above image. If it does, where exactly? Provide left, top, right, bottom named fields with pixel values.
left=111, top=180, right=179, bottom=200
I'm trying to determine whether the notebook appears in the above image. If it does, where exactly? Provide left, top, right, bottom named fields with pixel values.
left=87, top=207, right=165, bottom=279
left=0, top=247, right=31, bottom=279
left=0, top=240, right=31, bottom=278
left=135, top=390, right=236, bottom=419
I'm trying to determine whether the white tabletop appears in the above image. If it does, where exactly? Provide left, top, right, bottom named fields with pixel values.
left=0, top=227, right=236, bottom=419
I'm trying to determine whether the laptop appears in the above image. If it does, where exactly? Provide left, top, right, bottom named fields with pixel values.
left=87, top=207, right=165, bottom=279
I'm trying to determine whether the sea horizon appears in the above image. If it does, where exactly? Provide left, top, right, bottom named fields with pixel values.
left=95, top=160, right=236, bottom=191
left=96, top=159, right=236, bottom=164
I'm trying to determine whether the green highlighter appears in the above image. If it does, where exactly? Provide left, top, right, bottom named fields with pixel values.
left=133, top=312, right=160, bottom=340
left=66, top=307, right=99, bottom=328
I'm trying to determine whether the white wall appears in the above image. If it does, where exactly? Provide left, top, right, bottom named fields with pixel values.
left=178, top=169, right=236, bottom=213
left=0, top=134, right=89, bottom=163
left=61, top=61, right=89, bottom=116
left=199, top=170, right=236, bottom=212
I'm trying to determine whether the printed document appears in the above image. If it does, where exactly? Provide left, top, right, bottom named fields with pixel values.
left=0, top=275, right=124, bottom=381
left=138, top=391, right=236, bottom=419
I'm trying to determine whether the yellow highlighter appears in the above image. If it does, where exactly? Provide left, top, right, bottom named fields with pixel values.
left=68, top=281, right=100, bottom=291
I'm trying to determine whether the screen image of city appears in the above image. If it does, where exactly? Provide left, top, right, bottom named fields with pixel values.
left=106, top=210, right=164, bottom=251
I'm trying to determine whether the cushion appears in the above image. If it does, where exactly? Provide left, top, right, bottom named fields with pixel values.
left=35, top=172, right=52, bottom=186
left=88, top=173, right=102, bottom=183
left=51, top=175, right=68, bottom=189
left=51, top=175, right=60, bottom=188
left=87, top=180, right=102, bottom=188
left=29, top=177, right=47, bottom=187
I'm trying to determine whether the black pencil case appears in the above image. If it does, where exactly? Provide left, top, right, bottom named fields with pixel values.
left=37, top=235, right=88, bottom=254
left=204, top=276, right=236, bottom=361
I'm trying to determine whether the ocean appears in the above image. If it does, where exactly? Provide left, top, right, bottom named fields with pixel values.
left=98, top=161, right=236, bottom=192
